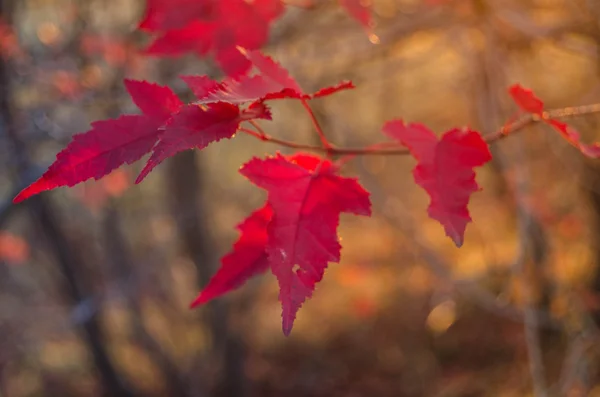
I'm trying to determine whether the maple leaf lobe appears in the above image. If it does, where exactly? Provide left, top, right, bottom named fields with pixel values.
left=124, top=79, right=183, bottom=120
left=190, top=204, right=273, bottom=307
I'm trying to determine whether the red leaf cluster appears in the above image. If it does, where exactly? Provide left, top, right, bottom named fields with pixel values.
left=138, top=0, right=374, bottom=76
left=139, top=0, right=284, bottom=76
left=16, top=8, right=600, bottom=336
left=509, top=84, right=600, bottom=157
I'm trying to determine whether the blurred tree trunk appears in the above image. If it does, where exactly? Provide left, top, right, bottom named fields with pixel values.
left=584, top=162, right=600, bottom=319
left=166, top=150, right=247, bottom=397
left=585, top=3, right=600, bottom=327
left=0, top=1, right=137, bottom=396
left=102, top=204, right=191, bottom=397
left=161, top=59, right=246, bottom=396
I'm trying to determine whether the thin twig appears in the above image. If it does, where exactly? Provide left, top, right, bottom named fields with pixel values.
left=301, top=98, right=331, bottom=150
left=239, top=103, right=600, bottom=157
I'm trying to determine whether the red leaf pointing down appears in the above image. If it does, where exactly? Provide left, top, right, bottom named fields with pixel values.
left=14, top=80, right=183, bottom=203
left=508, top=84, right=600, bottom=157
left=383, top=121, right=491, bottom=247
left=191, top=204, right=273, bottom=307
left=240, top=153, right=371, bottom=335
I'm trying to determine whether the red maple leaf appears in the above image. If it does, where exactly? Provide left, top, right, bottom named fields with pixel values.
left=181, top=51, right=354, bottom=105
left=383, top=121, right=491, bottom=247
left=14, top=80, right=182, bottom=203
left=240, top=153, right=371, bottom=335
left=143, top=0, right=284, bottom=76
left=190, top=204, right=272, bottom=307
left=508, top=84, right=600, bottom=157
left=135, top=101, right=270, bottom=183
left=508, top=84, right=544, bottom=115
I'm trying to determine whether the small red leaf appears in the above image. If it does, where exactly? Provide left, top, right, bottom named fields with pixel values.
left=124, top=79, right=183, bottom=120
left=136, top=103, right=242, bottom=183
left=547, top=119, right=600, bottom=158
left=383, top=121, right=491, bottom=246
left=240, top=153, right=371, bottom=335
left=191, top=204, right=273, bottom=307
left=14, top=115, right=161, bottom=203
left=311, top=80, right=355, bottom=99
left=508, top=85, right=600, bottom=158
left=508, top=84, right=544, bottom=115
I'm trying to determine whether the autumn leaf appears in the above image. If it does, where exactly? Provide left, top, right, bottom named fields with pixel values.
left=124, top=79, right=183, bottom=120
left=508, top=84, right=544, bottom=115
left=508, top=84, right=600, bottom=158
left=138, top=0, right=215, bottom=31
left=383, top=121, right=491, bottom=247
left=135, top=101, right=270, bottom=183
left=547, top=119, right=600, bottom=158
left=240, top=153, right=371, bottom=335
left=14, top=81, right=182, bottom=203
left=142, top=0, right=284, bottom=76
left=14, top=116, right=162, bottom=203
left=190, top=204, right=272, bottom=307
left=181, top=51, right=354, bottom=106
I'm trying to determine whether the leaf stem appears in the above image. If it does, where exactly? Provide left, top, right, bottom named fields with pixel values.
left=301, top=99, right=332, bottom=151
left=240, top=103, right=600, bottom=157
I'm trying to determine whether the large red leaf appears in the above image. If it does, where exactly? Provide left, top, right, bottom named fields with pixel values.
left=240, top=153, right=371, bottom=335
left=383, top=121, right=491, bottom=247
left=14, top=80, right=183, bottom=203
left=14, top=115, right=162, bottom=203
left=190, top=204, right=273, bottom=307
left=508, top=84, right=600, bottom=157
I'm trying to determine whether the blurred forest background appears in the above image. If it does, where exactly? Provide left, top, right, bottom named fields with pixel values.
left=4, top=0, right=600, bottom=396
